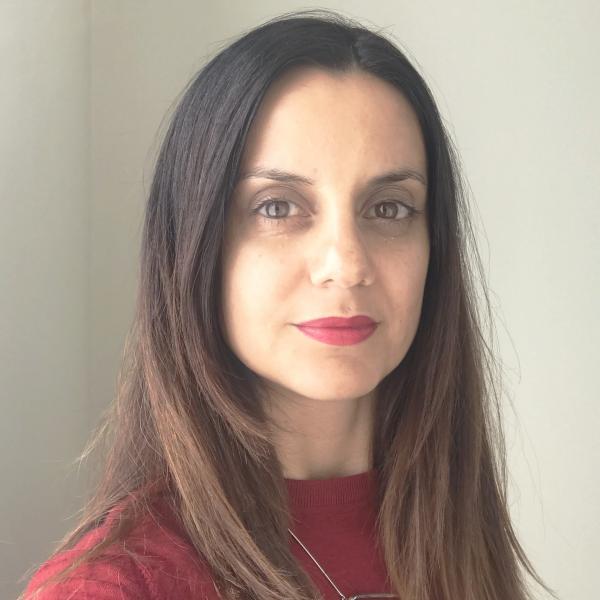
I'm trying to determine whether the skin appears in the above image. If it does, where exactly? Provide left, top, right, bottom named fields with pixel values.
left=221, top=66, right=429, bottom=480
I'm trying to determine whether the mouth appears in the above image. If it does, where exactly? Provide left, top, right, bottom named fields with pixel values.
left=293, top=322, right=378, bottom=346
left=296, top=315, right=377, bottom=328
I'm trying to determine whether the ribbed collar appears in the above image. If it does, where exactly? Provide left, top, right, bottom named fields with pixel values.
left=284, top=467, right=379, bottom=509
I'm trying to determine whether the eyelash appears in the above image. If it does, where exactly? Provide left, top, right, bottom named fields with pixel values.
left=250, top=197, right=422, bottom=225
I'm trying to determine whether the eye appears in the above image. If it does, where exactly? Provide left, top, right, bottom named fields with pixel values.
left=366, top=200, right=419, bottom=221
left=251, top=197, right=298, bottom=220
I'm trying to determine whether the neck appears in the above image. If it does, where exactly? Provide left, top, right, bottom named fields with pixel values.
left=263, top=386, right=376, bottom=480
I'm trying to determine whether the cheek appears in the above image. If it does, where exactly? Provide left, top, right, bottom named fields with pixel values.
left=382, top=241, right=429, bottom=335
left=221, top=245, right=290, bottom=347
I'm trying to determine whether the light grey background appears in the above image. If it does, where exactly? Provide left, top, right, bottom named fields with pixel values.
left=2, top=2, right=598, bottom=599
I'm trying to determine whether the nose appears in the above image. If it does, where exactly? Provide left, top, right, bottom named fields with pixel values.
left=309, top=212, right=375, bottom=288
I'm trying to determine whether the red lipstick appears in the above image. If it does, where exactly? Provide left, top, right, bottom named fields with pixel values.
left=294, top=315, right=378, bottom=346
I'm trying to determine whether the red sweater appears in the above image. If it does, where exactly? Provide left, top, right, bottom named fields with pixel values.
left=24, top=469, right=393, bottom=599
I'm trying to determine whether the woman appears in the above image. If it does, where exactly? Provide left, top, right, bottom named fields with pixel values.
left=22, top=9, right=557, bottom=600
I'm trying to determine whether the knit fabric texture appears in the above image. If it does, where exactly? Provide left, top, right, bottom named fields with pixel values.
left=23, top=468, right=392, bottom=599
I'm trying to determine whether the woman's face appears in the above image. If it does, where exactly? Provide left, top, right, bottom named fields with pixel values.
left=221, top=67, right=429, bottom=405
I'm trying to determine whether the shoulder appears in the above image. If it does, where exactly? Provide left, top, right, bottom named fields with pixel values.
left=23, top=497, right=223, bottom=600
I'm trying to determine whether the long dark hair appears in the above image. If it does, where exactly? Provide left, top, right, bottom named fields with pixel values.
left=23, top=9, right=558, bottom=600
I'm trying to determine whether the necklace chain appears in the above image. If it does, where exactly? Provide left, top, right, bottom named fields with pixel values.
left=287, top=527, right=398, bottom=600
left=288, top=527, right=346, bottom=598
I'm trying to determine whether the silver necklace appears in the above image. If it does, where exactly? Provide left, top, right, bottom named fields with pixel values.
left=287, top=527, right=399, bottom=600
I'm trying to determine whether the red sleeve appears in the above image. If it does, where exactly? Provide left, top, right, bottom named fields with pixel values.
left=22, top=506, right=224, bottom=600
left=22, top=551, right=153, bottom=599
left=24, top=526, right=221, bottom=600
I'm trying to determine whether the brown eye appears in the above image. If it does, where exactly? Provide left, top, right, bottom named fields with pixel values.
left=251, top=197, right=300, bottom=221
left=262, top=199, right=291, bottom=218
left=369, top=201, right=417, bottom=221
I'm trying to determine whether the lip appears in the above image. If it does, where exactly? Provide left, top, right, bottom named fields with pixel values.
left=297, top=315, right=376, bottom=328
left=294, top=315, right=378, bottom=346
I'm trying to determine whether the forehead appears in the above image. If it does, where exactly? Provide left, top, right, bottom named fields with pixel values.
left=239, top=66, right=427, bottom=185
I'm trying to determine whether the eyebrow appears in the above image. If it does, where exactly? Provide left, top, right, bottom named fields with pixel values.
left=237, top=166, right=427, bottom=187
